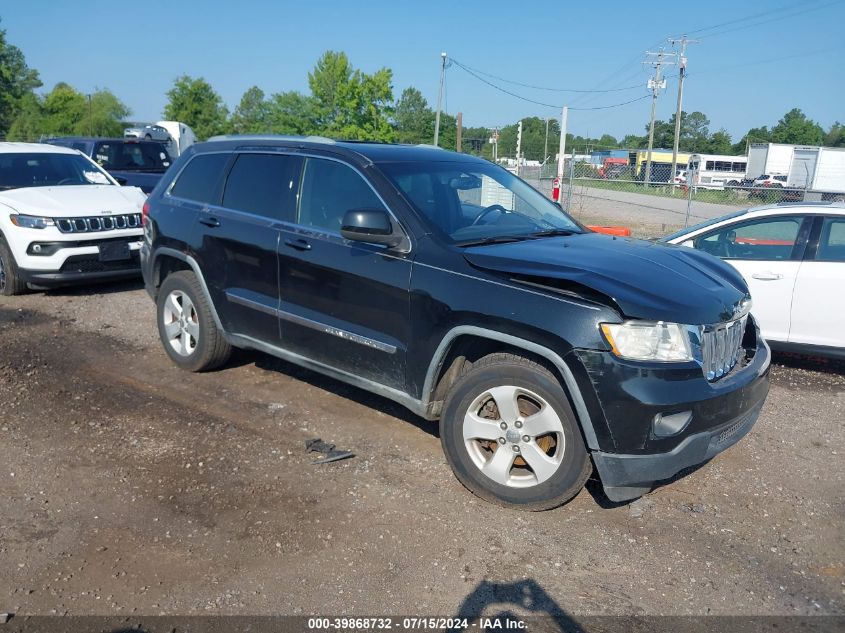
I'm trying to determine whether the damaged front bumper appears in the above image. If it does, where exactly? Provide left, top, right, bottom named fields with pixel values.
left=575, top=332, right=771, bottom=502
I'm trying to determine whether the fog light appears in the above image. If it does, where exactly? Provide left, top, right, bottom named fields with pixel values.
left=653, top=411, right=692, bottom=437
left=26, top=242, right=62, bottom=256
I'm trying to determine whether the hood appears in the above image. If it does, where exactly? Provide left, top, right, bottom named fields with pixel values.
left=0, top=185, right=146, bottom=217
left=462, top=232, right=750, bottom=325
left=106, top=169, right=165, bottom=194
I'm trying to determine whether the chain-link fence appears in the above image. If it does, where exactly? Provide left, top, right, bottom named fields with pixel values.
left=519, top=159, right=845, bottom=239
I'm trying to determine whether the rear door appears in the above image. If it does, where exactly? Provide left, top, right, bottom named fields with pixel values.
left=788, top=216, right=845, bottom=348
left=194, top=151, right=302, bottom=344
left=277, top=155, right=411, bottom=390
left=693, top=215, right=811, bottom=342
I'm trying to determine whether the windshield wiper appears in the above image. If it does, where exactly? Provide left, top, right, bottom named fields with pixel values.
left=456, top=235, right=536, bottom=247
left=528, top=228, right=579, bottom=238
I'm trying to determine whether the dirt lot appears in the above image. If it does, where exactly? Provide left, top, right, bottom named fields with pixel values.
left=0, top=280, right=843, bottom=619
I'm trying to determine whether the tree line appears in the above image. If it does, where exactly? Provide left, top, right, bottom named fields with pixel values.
left=1, top=20, right=842, bottom=160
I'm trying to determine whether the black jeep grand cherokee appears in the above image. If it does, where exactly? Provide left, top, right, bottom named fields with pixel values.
left=140, top=136, right=770, bottom=510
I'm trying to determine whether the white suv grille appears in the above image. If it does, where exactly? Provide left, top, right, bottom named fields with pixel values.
left=56, top=214, right=142, bottom=233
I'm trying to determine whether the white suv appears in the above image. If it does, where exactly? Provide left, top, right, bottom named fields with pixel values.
left=0, top=142, right=146, bottom=295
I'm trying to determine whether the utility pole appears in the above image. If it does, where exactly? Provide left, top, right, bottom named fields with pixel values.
left=557, top=106, right=568, bottom=184
left=456, top=112, right=462, bottom=152
left=642, top=49, right=676, bottom=186
left=668, top=36, right=698, bottom=189
left=515, top=120, right=523, bottom=176
left=433, top=52, right=447, bottom=147
left=87, top=94, right=92, bottom=136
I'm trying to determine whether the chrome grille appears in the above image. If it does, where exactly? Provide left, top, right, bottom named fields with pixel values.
left=56, top=213, right=142, bottom=234
left=700, top=315, right=748, bottom=381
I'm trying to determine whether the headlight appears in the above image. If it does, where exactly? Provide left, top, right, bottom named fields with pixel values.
left=9, top=214, right=56, bottom=229
left=600, top=321, right=694, bottom=362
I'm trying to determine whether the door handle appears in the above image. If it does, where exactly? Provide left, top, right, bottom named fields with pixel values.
left=284, top=238, right=311, bottom=251
left=198, top=216, right=220, bottom=228
left=751, top=271, right=783, bottom=280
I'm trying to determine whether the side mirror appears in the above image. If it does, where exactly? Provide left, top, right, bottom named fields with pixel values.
left=114, top=176, right=128, bottom=185
left=341, top=209, right=404, bottom=248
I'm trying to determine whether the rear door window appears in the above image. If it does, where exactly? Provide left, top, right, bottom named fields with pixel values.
left=169, top=153, right=230, bottom=205
left=815, top=217, right=845, bottom=262
left=221, top=153, right=301, bottom=221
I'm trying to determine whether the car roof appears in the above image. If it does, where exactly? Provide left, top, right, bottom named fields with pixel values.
left=664, top=201, right=845, bottom=241
left=201, top=134, right=489, bottom=165
left=0, top=142, right=78, bottom=155
left=741, top=201, right=845, bottom=217
left=44, top=136, right=163, bottom=143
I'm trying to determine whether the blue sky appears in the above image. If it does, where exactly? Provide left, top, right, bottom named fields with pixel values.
left=5, top=0, right=844, bottom=142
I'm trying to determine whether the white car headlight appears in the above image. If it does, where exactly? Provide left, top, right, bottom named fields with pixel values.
left=600, top=321, right=694, bottom=362
left=9, top=214, right=56, bottom=229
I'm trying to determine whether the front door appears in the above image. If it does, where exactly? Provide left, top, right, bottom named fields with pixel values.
left=277, top=156, right=411, bottom=390
left=693, top=215, right=811, bottom=342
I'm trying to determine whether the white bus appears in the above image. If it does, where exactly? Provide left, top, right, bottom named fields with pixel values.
left=686, top=153, right=748, bottom=190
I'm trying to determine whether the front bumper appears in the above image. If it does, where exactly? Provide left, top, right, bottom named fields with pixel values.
left=576, top=332, right=771, bottom=502
left=15, top=237, right=143, bottom=287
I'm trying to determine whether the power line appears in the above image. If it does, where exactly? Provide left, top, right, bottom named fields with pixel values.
left=688, top=45, right=845, bottom=75
left=693, top=0, right=844, bottom=39
left=683, top=1, right=827, bottom=36
left=450, top=60, right=651, bottom=111
left=448, top=58, right=644, bottom=93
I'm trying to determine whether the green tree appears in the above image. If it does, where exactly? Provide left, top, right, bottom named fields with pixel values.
left=770, top=108, right=823, bottom=145
left=0, top=21, right=42, bottom=137
left=706, top=129, right=733, bottom=154
left=266, top=91, right=316, bottom=135
left=230, top=86, right=270, bottom=134
left=7, top=92, right=44, bottom=140
left=732, top=126, right=771, bottom=154
left=80, top=89, right=131, bottom=136
left=824, top=121, right=845, bottom=147
left=163, top=75, right=229, bottom=140
left=42, top=82, right=86, bottom=135
left=393, top=87, right=433, bottom=144
left=497, top=117, right=561, bottom=161
left=307, top=51, right=395, bottom=140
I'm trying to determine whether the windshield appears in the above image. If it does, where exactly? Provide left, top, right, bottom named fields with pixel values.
left=379, top=160, right=583, bottom=244
left=0, top=152, right=114, bottom=190
left=93, top=141, right=171, bottom=172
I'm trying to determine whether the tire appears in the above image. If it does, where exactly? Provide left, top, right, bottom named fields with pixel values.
left=0, top=238, right=27, bottom=296
left=156, top=270, right=231, bottom=371
left=144, top=134, right=152, bottom=140
left=439, top=353, right=591, bottom=511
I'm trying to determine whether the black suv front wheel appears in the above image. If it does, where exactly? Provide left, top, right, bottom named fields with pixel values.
left=440, top=353, right=591, bottom=511
left=156, top=271, right=231, bottom=371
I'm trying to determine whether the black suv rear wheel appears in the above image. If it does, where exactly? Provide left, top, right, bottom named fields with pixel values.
left=440, top=353, right=591, bottom=511
left=156, top=271, right=231, bottom=371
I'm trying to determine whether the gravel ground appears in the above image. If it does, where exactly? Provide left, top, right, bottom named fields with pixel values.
left=0, top=281, right=843, bottom=618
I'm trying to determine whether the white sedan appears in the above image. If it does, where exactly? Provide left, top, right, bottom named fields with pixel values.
left=663, top=202, right=845, bottom=358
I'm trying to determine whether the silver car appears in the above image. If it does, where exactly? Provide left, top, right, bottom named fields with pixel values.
left=124, top=124, right=171, bottom=142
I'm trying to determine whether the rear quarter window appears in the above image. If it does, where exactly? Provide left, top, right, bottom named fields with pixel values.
left=169, top=153, right=230, bottom=204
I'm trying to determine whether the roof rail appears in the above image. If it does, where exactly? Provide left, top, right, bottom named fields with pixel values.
left=776, top=200, right=836, bottom=206
left=205, top=134, right=336, bottom=145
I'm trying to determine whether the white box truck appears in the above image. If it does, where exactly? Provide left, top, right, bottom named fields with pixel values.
left=746, top=143, right=794, bottom=179
left=787, top=146, right=845, bottom=200
left=748, top=143, right=845, bottom=201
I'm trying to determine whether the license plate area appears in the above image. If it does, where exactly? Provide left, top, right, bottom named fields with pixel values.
left=99, top=241, right=131, bottom=262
